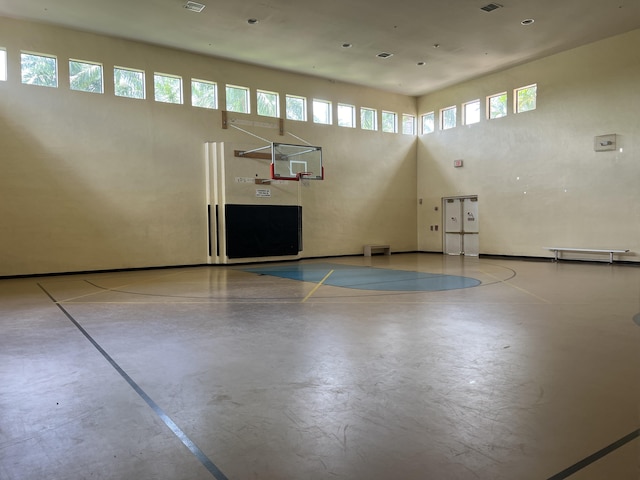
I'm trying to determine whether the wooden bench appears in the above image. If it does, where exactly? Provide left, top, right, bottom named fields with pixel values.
left=364, top=244, right=391, bottom=256
left=544, top=247, right=630, bottom=264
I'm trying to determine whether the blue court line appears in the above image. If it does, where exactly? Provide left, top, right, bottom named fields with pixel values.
left=547, top=428, right=640, bottom=479
left=38, top=283, right=228, bottom=480
left=242, top=263, right=481, bottom=291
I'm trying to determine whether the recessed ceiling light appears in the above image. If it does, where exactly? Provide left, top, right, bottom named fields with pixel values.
left=376, top=52, right=393, bottom=59
left=521, top=18, right=535, bottom=25
left=247, top=18, right=259, bottom=25
left=184, top=1, right=205, bottom=13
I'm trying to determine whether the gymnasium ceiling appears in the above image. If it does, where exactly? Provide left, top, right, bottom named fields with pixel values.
left=1, top=0, right=639, bottom=96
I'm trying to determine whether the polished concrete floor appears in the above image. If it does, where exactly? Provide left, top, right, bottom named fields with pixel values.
left=1, top=253, right=638, bottom=480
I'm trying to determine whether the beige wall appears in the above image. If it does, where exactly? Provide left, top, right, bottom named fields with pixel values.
left=2, top=16, right=638, bottom=276
left=0, top=17, right=417, bottom=276
left=417, top=29, right=640, bottom=262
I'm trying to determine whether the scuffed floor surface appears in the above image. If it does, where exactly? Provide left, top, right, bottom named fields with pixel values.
left=1, top=254, right=638, bottom=479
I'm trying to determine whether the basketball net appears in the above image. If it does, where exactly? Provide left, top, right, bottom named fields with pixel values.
left=296, top=172, right=313, bottom=187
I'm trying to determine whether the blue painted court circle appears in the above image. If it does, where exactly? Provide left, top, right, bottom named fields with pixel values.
left=242, top=263, right=481, bottom=292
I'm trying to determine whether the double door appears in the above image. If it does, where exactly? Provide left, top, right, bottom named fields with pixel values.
left=444, top=196, right=479, bottom=256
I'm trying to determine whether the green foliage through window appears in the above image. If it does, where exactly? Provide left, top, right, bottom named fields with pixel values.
left=441, top=106, right=456, bottom=130
left=488, top=92, right=507, bottom=119
left=69, top=60, right=103, bottom=93
left=154, top=73, right=182, bottom=104
left=516, top=84, right=537, bottom=113
left=402, top=114, right=415, bottom=135
left=257, top=90, right=279, bottom=117
left=361, top=108, right=377, bottom=130
left=382, top=111, right=397, bottom=133
left=114, top=67, right=145, bottom=99
left=21, top=53, right=57, bottom=87
left=422, top=112, right=435, bottom=134
left=226, top=85, right=250, bottom=113
left=286, top=95, right=306, bottom=121
left=12, top=45, right=539, bottom=136
left=191, top=79, right=217, bottom=109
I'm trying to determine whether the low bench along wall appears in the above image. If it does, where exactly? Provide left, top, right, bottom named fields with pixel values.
left=544, top=247, right=630, bottom=264
left=364, top=245, right=391, bottom=257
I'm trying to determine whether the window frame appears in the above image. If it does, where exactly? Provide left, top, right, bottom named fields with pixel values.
left=191, top=78, right=218, bottom=109
left=154, top=72, right=183, bottom=104
left=381, top=110, right=398, bottom=133
left=360, top=107, right=378, bottom=131
left=487, top=92, right=508, bottom=120
left=114, top=66, right=146, bottom=99
left=20, top=51, right=58, bottom=88
left=462, top=99, right=480, bottom=126
left=225, top=84, right=251, bottom=113
left=402, top=114, right=416, bottom=135
left=285, top=94, right=307, bottom=121
left=312, top=98, right=332, bottom=125
left=69, top=59, right=104, bottom=94
left=421, top=112, right=435, bottom=135
left=515, top=83, right=537, bottom=113
left=256, top=89, right=280, bottom=117
left=440, top=105, right=457, bottom=130
left=0, top=48, right=7, bottom=82
left=337, top=103, right=356, bottom=128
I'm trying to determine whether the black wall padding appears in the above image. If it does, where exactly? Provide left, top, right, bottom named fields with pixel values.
left=225, top=204, right=302, bottom=258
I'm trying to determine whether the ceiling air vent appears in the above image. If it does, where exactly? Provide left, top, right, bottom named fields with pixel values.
left=376, top=52, right=394, bottom=59
left=480, top=3, right=502, bottom=12
left=184, top=1, right=206, bottom=13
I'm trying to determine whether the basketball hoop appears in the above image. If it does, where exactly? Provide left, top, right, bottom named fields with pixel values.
left=296, top=172, right=313, bottom=181
left=270, top=143, right=323, bottom=181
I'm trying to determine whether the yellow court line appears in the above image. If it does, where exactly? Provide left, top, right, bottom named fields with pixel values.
left=301, top=269, right=334, bottom=303
left=479, top=269, right=551, bottom=304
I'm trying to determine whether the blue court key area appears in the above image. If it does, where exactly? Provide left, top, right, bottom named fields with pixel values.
left=242, top=263, right=481, bottom=292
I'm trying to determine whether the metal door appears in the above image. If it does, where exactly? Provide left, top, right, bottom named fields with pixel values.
left=444, top=196, right=479, bottom=256
left=444, top=199, right=463, bottom=255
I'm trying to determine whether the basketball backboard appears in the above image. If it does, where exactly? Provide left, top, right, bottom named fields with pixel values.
left=271, top=143, right=323, bottom=181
